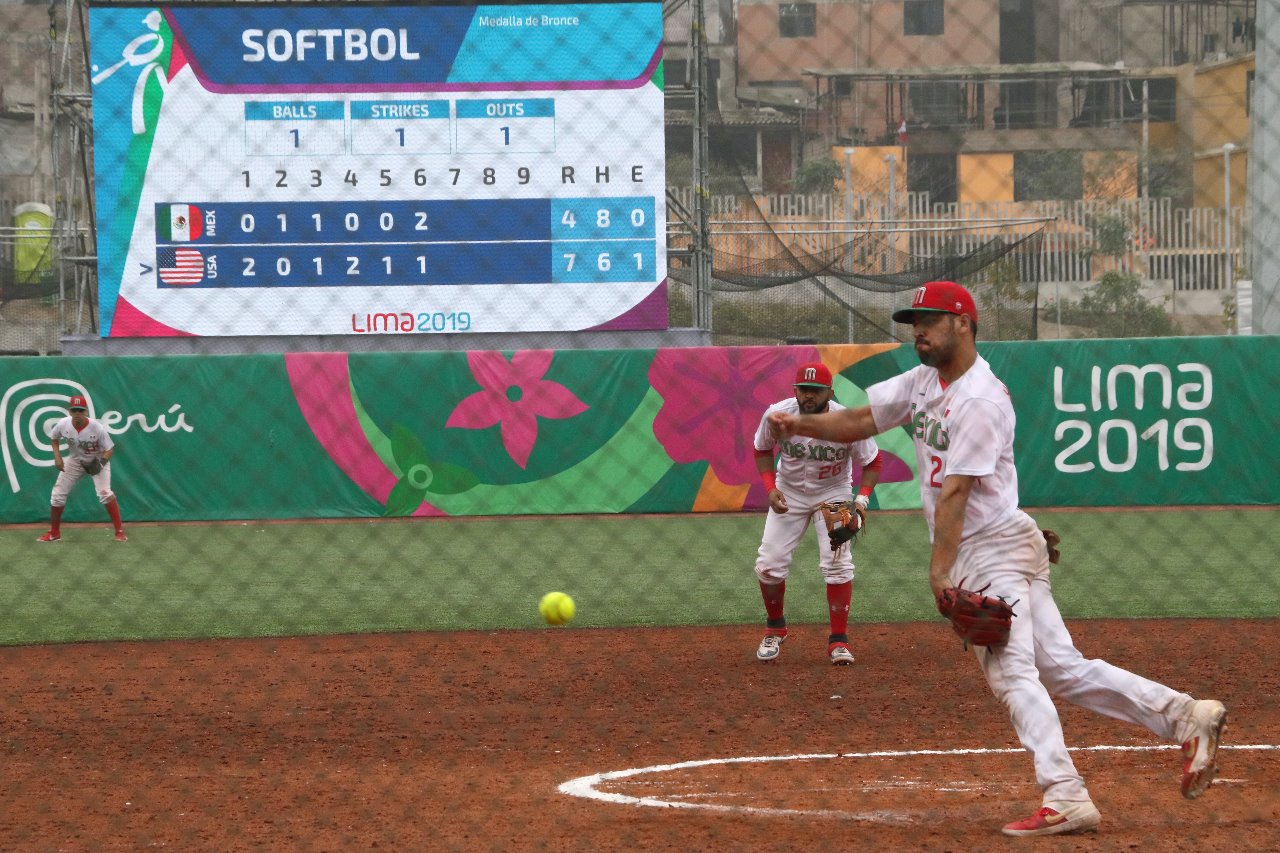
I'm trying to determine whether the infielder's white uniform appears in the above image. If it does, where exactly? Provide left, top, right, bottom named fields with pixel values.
left=867, top=355, right=1198, bottom=805
left=46, top=416, right=117, bottom=507
left=753, top=398, right=879, bottom=585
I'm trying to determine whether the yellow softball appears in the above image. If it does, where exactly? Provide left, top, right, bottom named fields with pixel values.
left=539, top=591, right=576, bottom=626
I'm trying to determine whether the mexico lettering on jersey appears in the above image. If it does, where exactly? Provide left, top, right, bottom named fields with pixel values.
left=866, top=356, right=1019, bottom=540
left=754, top=398, right=879, bottom=499
left=47, top=417, right=115, bottom=460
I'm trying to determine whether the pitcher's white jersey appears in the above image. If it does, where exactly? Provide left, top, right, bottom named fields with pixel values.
left=754, top=398, right=879, bottom=500
left=866, top=355, right=1018, bottom=540
left=47, top=417, right=115, bottom=461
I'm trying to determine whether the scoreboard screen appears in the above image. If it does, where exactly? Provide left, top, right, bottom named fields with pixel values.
left=88, top=3, right=666, bottom=337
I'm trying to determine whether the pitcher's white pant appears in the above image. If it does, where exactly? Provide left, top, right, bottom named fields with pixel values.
left=50, top=459, right=115, bottom=507
left=954, top=511, right=1196, bottom=804
left=755, top=491, right=854, bottom=585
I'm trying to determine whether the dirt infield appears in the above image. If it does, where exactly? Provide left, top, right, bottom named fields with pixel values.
left=1, top=619, right=1276, bottom=851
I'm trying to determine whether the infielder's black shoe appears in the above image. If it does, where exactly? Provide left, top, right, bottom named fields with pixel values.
left=828, top=642, right=855, bottom=665
left=756, top=630, right=787, bottom=661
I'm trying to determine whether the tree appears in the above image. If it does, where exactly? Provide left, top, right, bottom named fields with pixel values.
left=792, top=158, right=843, bottom=194
left=1053, top=213, right=1181, bottom=337
left=1068, top=270, right=1179, bottom=338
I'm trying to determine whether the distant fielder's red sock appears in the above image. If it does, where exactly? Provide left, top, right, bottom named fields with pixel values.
left=49, top=505, right=63, bottom=536
left=105, top=499, right=124, bottom=534
left=760, top=580, right=786, bottom=629
left=826, top=580, right=852, bottom=638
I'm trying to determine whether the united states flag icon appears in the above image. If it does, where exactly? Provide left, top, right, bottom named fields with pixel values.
left=158, top=247, right=205, bottom=285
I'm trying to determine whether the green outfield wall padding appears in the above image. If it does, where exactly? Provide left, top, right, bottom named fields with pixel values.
left=1, top=336, right=1271, bottom=522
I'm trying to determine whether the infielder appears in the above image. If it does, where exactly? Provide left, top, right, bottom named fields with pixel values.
left=768, top=282, right=1225, bottom=837
left=38, top=394, right=128, bottom=543
left=753, top=361, right=883, bottom=665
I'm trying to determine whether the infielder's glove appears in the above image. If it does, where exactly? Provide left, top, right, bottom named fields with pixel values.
left=936, top=580, right=1017, bottom=649
left=81, top=457, right=103, bottom=476
left=820, top=499, right=864, bottom=553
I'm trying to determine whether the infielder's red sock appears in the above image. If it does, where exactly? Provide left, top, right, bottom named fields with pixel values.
left=49, top=505, right=63, bottom=536
left=105, top=499, right=124, bottom=533
left=826, top=581, right=852, bottom=637
left=760, top=580, right=786, bottom=626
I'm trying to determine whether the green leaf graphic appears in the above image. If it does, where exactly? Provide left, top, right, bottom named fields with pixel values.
left=383, top=478, right=426, bottom=518
left=389, top=424, right=430, bottom=474
left=426, top=461, right=480, bottom=496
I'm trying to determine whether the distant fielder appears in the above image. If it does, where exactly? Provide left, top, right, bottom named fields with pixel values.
left=752, top=361, right=883, bottom=665
left=38, top=394, right=128, bottom=543
left=768, top=281, right=1225, bottom=837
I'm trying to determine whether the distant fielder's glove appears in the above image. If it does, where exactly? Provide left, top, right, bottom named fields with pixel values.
left=936, top=580, right=1017, bottom=649
left=81, top=457, right=103, bottom=476
left=1041, top=528, right=1061, bottom=564
left=820, top=499, right=864, bottom=553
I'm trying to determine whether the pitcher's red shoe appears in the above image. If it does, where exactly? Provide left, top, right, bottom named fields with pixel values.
left=1180, top=699, right=1227, bottom=798
left=114, top=531, right=128, bottom=542
left=37, top=531, right=61, bottom=542
left=1002, top=801, right=1100, bottom=837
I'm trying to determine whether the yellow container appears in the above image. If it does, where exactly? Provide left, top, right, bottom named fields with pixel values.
left=13, top=201, right=54, bottom=284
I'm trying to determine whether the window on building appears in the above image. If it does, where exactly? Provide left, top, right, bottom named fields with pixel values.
left=1014, top=151, right=1083, bottom=201
left=779, top=3, right=816, bottom=39
left=904, top=0, right=944, bottom=36
left=1121, top=78, right=1176, bottom=122
left=663, top=59, right=721, bottom=111
left=908, top=153, right=956, bottom=204
left=908, top=81, right=966, bottom=126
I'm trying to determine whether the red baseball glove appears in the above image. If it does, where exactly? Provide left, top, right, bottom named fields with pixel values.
left=936, top=581, right=1017, bottom=648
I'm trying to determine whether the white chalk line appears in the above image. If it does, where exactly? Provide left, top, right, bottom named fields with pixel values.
left=558, top=744, right=1278, bottom=819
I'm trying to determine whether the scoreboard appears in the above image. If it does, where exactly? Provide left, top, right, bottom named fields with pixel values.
left=88, top=3, right=666, bottom=337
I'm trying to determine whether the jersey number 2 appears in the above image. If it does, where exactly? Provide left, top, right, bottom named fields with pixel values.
left=929, top=455, right=944, bottom=488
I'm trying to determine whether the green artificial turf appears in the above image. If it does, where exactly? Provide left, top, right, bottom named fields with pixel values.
left=1, top=507, right=1275, bottom=645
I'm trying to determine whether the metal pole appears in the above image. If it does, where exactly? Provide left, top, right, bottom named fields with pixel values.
left=884, top=153, right=896, bottom=275
left=690, top=0, right=713, bottom=331
left=843, top=148, right=855, bottom=341
left=1223, top=142, right=1235, bottom=311
left=884, top=153, right=897, bottom=217
left=1141, top=80, right=1150, bottom=199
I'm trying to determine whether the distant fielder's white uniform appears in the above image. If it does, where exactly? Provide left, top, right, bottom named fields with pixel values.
left=867, top=355, right=1198, bottom=805
left=753, top=398, right=879, bottom=585
left=47, top=416, right=116, bottom=506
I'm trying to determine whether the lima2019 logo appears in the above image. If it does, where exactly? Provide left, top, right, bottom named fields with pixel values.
left=1, top=378, right=194, bottom=493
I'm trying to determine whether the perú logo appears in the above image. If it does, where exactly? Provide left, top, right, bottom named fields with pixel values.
left=1, top=378, right=194, bottom=494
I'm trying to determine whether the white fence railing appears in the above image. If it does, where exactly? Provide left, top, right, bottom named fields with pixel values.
left=667, top=190, right=1249, bottom=292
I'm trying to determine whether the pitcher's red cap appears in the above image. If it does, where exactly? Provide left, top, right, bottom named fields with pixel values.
left=892, top=281, right=978, bottom=325
left=68, top=395, right=88, bottom=410
left=793, top=362, right=832, bottom=388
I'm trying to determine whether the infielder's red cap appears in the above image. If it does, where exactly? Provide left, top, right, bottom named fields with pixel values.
left=892, top=280, right=978, bottom=325
left=793, top=362, right=832, bottom=388
left=68, top=395, right=88, bottom=410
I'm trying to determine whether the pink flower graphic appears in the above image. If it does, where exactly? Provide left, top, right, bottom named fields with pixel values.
left=650, top=346, right=817, bottom=486
left=445, top=350, right=588, bottom=469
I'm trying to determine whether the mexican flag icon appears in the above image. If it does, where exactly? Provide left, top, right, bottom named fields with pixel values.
left=157, top=204, right=203, bottom=241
